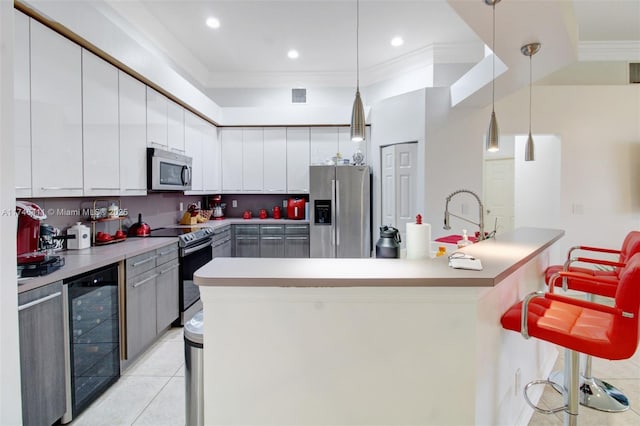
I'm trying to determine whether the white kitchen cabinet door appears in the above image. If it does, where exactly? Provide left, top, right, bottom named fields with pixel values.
left=184, top=111, right=203, bottom=192
left=82, top=50, right=120, bottom=196
left=221, top=128, right=243, bottom=192
left=286, top=127, right=310, bottom=193
left=310, top=127, right=339, bottom=165
left=30, top=20, right=83, bottom=197
left=14, top=11, right=31, bottom=197
left=242, top=128, right=264, bottom=192
left=119, top=72, right=147, bottom=196
left=338, top=126, right=368, bottom=165
left=263, top=128, right=287, bottom=193
left=167, top=101, right=185, bottom=154
left=202, top=122, right=221, bottom=193
left=146, top=87, right=168, bottom=149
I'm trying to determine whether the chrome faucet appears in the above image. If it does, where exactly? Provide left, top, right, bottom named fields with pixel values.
left=443, top=189, right=486, bottom=241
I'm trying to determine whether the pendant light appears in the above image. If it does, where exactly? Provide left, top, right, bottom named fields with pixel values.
left=521, top=42, right=541, bottom=162
left=350, top=0, right=365, bottom=142
left=485, top=0, right=501, bottom=152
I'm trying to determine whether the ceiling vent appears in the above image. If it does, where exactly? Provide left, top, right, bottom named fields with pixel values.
left=292, top=88, right=307, bottom=104
left=630, top=63, right=640, bottom=84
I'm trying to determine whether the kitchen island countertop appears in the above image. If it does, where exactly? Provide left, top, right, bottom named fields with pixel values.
left=195, top=227, right=563, bottom=287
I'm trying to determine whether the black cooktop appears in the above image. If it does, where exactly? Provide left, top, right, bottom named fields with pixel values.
left=147, top=226, right=215, bottom=248
left=148, top=227, right=196, bottom=237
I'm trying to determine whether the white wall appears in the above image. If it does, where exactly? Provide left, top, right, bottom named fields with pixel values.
left=0, top=2, right=22, bottom=424
left=514, top=135, right=562, bottom=229
left=424, top=84, right=640, bottom=262
left=369, top=89, right=426, bottom=243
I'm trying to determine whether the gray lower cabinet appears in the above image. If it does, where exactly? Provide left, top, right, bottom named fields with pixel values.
left=155, top=258, right=180, bottom=334
left=234, top=224, right=260, bottom=257
left=260, top=225, right=285, bottom=257
left=18, top=280, right=66, bottom=426
left=125, top=243, right=179, bottom=362
left=232, top=224, right=309, bottom=258
left=285, top=224, right=310, bottom=258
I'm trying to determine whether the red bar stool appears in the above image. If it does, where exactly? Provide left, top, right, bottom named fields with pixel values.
left=501, top=252, right=640, bottom=425
left=543, top=231, right=640, bottom=412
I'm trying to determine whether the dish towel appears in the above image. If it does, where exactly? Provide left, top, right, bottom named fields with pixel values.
left=448, top=253, right=483, bottom=271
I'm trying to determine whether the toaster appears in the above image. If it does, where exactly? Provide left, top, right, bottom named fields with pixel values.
left=287, top=197, right=306, bottom=220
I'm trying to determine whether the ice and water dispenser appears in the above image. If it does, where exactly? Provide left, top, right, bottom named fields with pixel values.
left=314, top=200, right=332, bottom=225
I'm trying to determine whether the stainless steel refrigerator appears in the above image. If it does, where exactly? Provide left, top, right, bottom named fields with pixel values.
left=309, top=165, right=371, bottom=258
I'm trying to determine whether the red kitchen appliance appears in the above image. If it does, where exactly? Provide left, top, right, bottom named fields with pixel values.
left=259, top=209, right=268, bottom=219
left=16, top=201, right=47, bottom=262
left=16, top=201, right=65, bottom=276
left=287, top=197, right=305, bottom=220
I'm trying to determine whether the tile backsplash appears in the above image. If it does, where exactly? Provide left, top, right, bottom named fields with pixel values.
left=17, top=192, right=309, bottom=234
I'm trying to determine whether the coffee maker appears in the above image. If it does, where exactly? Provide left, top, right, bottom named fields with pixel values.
left=16, top=201, right=64, bottom=277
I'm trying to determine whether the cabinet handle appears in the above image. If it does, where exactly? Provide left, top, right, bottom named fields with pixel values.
left=90, top=187, right=120, bottom=191
left=236, top=236, right=259, bottom=240
left=41, top=187, right=83, bottom=190
left=261, top=226, right=283, bottom=230
left=288, top=189, right=308, bottom=193
left=158, top=264, right=179, bottom=275
left=261, top=236, right=283, bottom=240
left=132, top=255, right=157, bottom=267
left=158, top=248, right=178, bottom=256
left=286, top=236, right=308, bottom=240
left=15, top=186, right=31, bottom=190
left=18, top=291, right=61, bottom=311
left=124, top=188, right=147, bottom=191
left=170, top=148, right=186, bottom=153
left=267, top=189, right=285, bottom=193
left=287, top=226, right=308, bottom=230
left=132, top=273, right=158, bottom=288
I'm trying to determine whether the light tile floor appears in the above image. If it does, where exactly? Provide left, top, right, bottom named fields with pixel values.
left=71, top=327, right=640, bottom=426
left=71, top=327, right=186, bottom=426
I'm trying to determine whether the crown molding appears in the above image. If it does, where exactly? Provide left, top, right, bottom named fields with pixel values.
left=579, top=41, right=640, bottom=61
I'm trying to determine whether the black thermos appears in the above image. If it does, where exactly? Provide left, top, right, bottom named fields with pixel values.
left=376, top=226, right=401, bottom=258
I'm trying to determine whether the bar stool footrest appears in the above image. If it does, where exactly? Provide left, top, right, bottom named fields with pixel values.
left=524, top=379, right=567, bottom=415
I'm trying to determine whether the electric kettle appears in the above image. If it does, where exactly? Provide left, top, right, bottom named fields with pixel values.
left=376, top=226, right=401, bottom=258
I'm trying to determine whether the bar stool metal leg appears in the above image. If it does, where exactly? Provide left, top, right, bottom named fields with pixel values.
left=564, top=349, right=579, bottom=426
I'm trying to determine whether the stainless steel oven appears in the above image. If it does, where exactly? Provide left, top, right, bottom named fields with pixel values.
left=147, top=147, right=192, bottom=191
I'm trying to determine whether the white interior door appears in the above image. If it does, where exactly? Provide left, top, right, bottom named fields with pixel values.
left=380, top=142, right=418, bottom=246
left=483, top=158, right=515, bottom=234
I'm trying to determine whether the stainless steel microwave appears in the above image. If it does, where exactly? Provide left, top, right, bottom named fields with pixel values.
left=147, top=148, right=192, bottom=191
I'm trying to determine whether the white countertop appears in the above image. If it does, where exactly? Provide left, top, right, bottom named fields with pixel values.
left=195, top=227, right=564, bottom=288
left=178, top=217, right=309, bottom=229
left=17, top=237, right=177, bottom=293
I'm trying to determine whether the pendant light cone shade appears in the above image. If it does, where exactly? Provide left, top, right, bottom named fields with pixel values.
left=521, top=42, right=541, bottom=162
left=525, top=132, right=535, bottom=161
left=487, top=111, right=499, bottom=152
left=350, top=0, right=366, bottom=142
left=485, top=0, right=501, bottom=152
left=351, top=90, right=365, bottom=141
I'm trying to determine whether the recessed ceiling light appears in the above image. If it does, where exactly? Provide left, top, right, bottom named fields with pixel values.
left=390, top=36, right=404, bottom=47
left=287, top=49, right=299, bottom=59
left=206, top=17, right=220, bottom=29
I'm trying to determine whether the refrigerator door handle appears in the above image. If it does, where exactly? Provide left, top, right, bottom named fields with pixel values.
left=335, top=179, right=340, bottom=249
left=331, top=179, right=337, bottom=257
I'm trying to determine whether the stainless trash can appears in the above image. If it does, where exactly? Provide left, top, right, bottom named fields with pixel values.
left=184, top=310, right=204, bottom=426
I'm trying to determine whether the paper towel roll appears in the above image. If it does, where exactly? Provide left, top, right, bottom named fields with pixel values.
left=406, top=222, right=431, bottom=260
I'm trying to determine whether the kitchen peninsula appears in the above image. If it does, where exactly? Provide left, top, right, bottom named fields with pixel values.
left=195, top=227, right=564, bottom=426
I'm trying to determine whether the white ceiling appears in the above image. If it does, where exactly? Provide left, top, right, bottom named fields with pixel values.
left=100, top=0, right=640, bottom=101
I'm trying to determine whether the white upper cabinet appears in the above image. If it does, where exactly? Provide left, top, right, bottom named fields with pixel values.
left=82, top=50, right=120, bottom=196
left=338, top=126, right=368, bottom=165
left=202, top=122, right=221, bottom=193
left=221, top=128, right=243, bottom=192
left=263, top=128, right=287, bottom=193
left=119, top=72, right=147, bottom=196
left=184, top=111, right=204, bottom=192
left=14, top=11, right=31, bottom=198
left=242, top=128, right=264, bottom=192
left=310, top=127, right=339, bottom=165
left=30, top=19, right=83, bottom=197
left=146, top=87, right=168, bottom=149
left=286, top=127, right=310, bottom=193
left=167, top=101, right=185, bottom=154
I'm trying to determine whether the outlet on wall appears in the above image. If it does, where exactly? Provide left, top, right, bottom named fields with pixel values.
left=282, top=199, right=287, bottom=208
left=515, top=368, right=521, bottom=396
left=179, top=202, right=184, bottom=211
left=232, top=200, right=237, bottom=208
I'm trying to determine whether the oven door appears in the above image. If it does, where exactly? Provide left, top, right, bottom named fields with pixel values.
left=179, top=238, right=213, bottom=319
